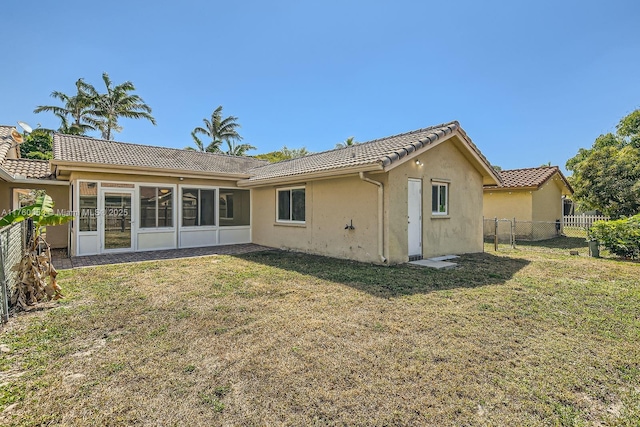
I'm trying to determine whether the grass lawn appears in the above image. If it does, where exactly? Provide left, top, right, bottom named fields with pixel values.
left=1, top=239, right=639, bottom=426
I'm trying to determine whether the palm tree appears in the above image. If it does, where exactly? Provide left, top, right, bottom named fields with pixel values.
left=88, top=72, right=156, bottom=140
left=336, top=136, right=357, bottom=148
left=191, top=106, right=242, bottom=153
left=34, top=79, right=98, bottom=135
left=225, top=140, right=256, bottom=156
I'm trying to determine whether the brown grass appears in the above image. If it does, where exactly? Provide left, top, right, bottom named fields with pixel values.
left=1, top=241, right=639, bottom=426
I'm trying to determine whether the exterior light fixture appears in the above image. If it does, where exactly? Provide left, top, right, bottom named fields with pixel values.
left=415, top=159, right=423, bottom=166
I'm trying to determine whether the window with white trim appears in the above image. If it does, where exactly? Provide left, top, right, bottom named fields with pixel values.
left=182, top=188, right=215, bottom=227
left=431, top=182, right=448, bottom=215
left=277, top=187, right=305, bottom=223
left=140, top=186, right=174, bottom=228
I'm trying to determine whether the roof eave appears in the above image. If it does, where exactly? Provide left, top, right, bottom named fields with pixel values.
left=51, top=160, right=252, bottom=180
left=237, top=163, right=384, bottom=188
left=379, top=127, right=501, bottom=186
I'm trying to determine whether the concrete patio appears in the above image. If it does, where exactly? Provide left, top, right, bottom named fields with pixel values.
left=52, top=244, right=274, bottom=270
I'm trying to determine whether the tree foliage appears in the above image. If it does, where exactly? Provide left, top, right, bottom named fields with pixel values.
left=20, top=129, right=53, bottom=160
left=34, top=73, right=155, bottom=139
left=225, top=140, right=256, bottom=156
left=566, top=109, right=640, bottom=218
left=590, top=214, right=640, bottom=259
left=336, top=136, right=357, bottom=149
left=86, top=73, right=156, bottom=140
left=190, top=106, right=243, bottom=153
left=0, top=194, right=74, bottom=311
left=34, top=78, right=98, bottom=135
left=254, top=146, right=311, bottom=163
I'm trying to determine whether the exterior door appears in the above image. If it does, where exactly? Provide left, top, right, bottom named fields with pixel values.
left=101, top=190, right=134, bottom=252
left=408, top=179, right=422, bottom=257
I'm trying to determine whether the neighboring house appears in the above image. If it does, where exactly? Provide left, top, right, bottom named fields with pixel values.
left=483, top=166, right=573, bottom=240
left=0, top=126, right=69, bottom=248
left=0, top=121, right=500, bottom=264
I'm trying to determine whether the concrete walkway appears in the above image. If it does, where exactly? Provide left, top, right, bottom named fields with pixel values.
left=52, top=244, right=274, bottom=270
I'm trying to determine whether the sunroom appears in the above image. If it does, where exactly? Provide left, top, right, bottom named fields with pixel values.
left=70, top=180, right=251, bottom=256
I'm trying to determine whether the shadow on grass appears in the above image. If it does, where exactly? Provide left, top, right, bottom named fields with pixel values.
left=516, top=236, right=588, bottom=250
left=236, top=250, right=530, bottom=298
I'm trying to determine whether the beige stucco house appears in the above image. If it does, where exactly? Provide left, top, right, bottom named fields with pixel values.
left=1, top=121, right=500, bottom=264
left=483, top=166, right=573, bottom=240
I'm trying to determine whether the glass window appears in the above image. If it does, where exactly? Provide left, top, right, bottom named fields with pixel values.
left=431, top=183, right=448, bottom=215
left=182, top=188, right=216, bottom=227
left=140, top=186, right=173, bottom=228
left=200, top=190, right=215, bottom=226
left=79, top=182, right=98, bottom=231
left=277, top=188, right=305, bottom=223
left=219, top=189, right=250, bottom=226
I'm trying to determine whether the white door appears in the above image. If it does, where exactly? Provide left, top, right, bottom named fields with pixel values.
left=408, top=179, right=422, bottom=257
left=100, top=189, right=134, bottom=253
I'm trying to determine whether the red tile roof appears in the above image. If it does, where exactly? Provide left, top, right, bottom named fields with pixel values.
left=486, top=166, right=573, bottom=193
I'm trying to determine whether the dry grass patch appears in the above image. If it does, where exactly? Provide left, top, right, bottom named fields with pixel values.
left=1, top=243, right=639, bottom=425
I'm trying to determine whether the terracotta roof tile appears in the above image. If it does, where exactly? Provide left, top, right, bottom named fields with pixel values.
left=487, top=166, right=573, bottom=193
left=0, top=125, right=17, bottom=162
left=53, top=134, right=268, bottom=175
left=2, top=159, right=54, bottom=179
left=243, top=121, right=495, bottom=184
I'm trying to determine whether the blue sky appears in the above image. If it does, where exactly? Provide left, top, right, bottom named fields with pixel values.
left=1, top=0, right=638, bottom=172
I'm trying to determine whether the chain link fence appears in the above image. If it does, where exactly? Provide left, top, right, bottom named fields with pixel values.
left=0, top=221, right=30, bottom=323
left=483, top=217, right=599, bottom=251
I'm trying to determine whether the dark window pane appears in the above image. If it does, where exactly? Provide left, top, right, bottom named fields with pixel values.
left=220, top=189, right=249, bottom=226
left=182, top=188, right=198, bottom=227
left=439, top=185, right=447, bottom=213
left=278, top=190, right=290, bottom=221
left=79, top=182, right=97, bottom=232
left=431, top=185, right=438, bottom=213
left=158, top=188, right=173, bottom=227
left=200, top=190, right=215, bottom=226
left=140, top=186, right=157, bottom=228
left=292, top=189, right=305, bottom=221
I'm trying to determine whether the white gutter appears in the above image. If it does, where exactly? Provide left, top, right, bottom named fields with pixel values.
left=359, top=172, right=387, bottom=264
left=0, top=167, right=14, bottom=182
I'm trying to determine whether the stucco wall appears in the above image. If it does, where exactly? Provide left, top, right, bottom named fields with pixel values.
left=532, top=179, right=563, bottom=223
left=252, top=135, right=486, bottom=264
left=483, top=190, right=533, bottom=221
left=386, top=138, right=485, bottom=262
left=0, top=182, right=70, bottom=249
left=251, top=175, right=383, bottom=263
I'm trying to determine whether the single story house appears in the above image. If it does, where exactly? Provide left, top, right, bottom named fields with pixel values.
left=1, top=121, right=500, bottom=264
left=483, top=166, right=573, bottom=240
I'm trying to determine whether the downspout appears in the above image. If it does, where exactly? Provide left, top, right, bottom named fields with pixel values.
left=359, top=172, right=387, bottom=264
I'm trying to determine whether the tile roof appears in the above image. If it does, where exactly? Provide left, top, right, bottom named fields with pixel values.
left=53, top=134, right=268, bottom=175
left=243, top=121, right=495, bottom=184
left=0, top=126, right=55, bottom=180
left=487, top=166, right=573, bottom=193
left=0, top=125, right=17, bottom=163
left=2, top=159, right=54, bottom=179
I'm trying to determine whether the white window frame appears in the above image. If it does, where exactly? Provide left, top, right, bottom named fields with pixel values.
left=276, top=186, right=306, bottom=224
left=219, top=192, right=233, bottom=220
left=180, top=187, right=217, bottom=228
left=138, top=185, right=176, bottom=230
left=431, top=181, right=449, bottom=216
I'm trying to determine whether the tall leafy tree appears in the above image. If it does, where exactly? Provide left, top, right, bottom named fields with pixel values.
left=190, top=106, right=242, bottom=153
left=87, top=73, right=156, bottom=140
left=20, top=129, right=53, bottom=160
left=34, top=79, right=98, bottom=135
left=566, top=109, right=640, bottom=218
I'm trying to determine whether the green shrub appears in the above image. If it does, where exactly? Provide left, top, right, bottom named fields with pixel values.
left=590, top=214, right=640, bottom=259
